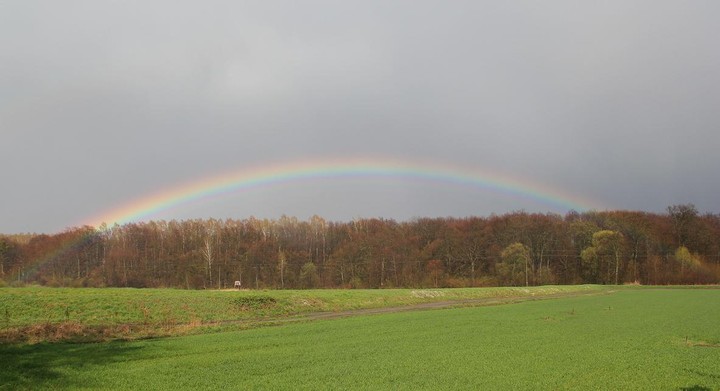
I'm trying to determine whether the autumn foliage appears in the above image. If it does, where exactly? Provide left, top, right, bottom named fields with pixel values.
left=1, top=205, right=718, bottom=289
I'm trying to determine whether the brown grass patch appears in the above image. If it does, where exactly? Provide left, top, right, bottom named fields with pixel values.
left=684, top=338, right=720, bottom=348
left=0, top=319, right=212, bottom=344
left=0, top=321, right=94, bottom=344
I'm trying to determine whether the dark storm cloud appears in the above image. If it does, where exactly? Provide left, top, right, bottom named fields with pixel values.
left=2, top=1, right=719, bottom=232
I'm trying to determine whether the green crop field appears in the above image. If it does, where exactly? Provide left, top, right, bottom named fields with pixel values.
left=1, top=287, right=719, bottom=390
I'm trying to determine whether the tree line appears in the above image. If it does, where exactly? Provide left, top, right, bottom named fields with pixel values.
left=1, top=205, right=718, bottom=289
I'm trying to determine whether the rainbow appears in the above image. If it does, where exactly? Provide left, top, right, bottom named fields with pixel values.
left=80, top=157, right=603, bottom=228
left=10, top=227, right=99, bottom=282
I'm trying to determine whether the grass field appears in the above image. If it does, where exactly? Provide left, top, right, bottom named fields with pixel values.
left=0, top=285, right=601, bottom=342
left=1, top=287, right=719, bottom=390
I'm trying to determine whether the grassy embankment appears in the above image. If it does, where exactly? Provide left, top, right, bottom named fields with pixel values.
left=0, top=285, right=602, bottom=342
left=1, top=287, right=718, bottom=390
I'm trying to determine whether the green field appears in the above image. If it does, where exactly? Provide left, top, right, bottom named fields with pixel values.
left=0, top=285, right=600, bottom=342
left=1, top=287, right=719, bottom=390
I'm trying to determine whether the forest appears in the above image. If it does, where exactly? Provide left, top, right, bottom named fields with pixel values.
left=1, top=205, right=718, bottom=289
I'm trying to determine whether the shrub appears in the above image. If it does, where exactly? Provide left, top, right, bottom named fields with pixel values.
left=232, top=296, right=277, bottom=310
left=348, top=277, right=364, bottom=289
left=9, top=280, right=26, bottom=288
left=300, top=262, right=320, bottom=288
left=443, top=277, right=469, bottom=288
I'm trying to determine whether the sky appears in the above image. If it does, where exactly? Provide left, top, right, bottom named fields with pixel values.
left=2, top=1, right=719, bottom=234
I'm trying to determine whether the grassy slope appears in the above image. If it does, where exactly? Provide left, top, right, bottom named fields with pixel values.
left=0, top=285, right=601, bottom=329
left=1, top=288, right=719, bottom=390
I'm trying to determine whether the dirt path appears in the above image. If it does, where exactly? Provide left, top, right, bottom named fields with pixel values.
left=209, top=289, right=614, bottom=327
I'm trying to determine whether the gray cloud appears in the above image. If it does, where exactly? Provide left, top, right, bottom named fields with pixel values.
left=2, top=1, right=719, bottom=232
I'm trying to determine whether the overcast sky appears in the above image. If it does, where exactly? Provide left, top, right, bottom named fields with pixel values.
left=2, top=1, right=719, bottom=233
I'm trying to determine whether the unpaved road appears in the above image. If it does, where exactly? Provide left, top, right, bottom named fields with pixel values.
left=210, top=289, right=615, bottom=327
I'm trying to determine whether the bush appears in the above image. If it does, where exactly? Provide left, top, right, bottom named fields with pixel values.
left=475, top=276, right=499, bottom=287
left=70, top=278, right=86, bottom=288
left=348, top=277, right=364, bottom=289
left=443, top=277, right=469, bottom=288
left=535, top=267, right=557, bottom=286
left=9, top=280, right=26, bottom=288
left=300, top=263, right=320, bottom=288
left=232, top=296, right=277, bottom=310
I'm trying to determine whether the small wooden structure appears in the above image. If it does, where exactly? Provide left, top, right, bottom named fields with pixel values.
left=234, top=280, right=242, bottom=289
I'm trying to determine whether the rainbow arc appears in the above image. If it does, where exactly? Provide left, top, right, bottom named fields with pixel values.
left=80, top=157, right=603, bottom=228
